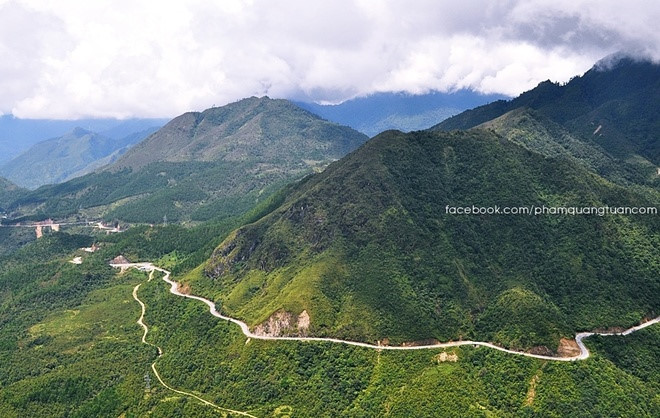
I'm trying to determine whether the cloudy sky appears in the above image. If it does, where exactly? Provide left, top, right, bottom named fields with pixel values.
left=1, top=0, right=658, bottom=119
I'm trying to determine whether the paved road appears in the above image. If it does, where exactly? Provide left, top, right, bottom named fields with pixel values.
left=116, top=262, right=660, bottom=362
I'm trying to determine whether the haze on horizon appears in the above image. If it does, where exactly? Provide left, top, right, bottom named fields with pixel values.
left=1, top=0, right=658, bottom=120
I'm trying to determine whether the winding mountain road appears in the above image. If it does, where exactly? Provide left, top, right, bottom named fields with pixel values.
left=118, top=262, right=659, bottom=363
left=131, top=271, right=257, bottom=417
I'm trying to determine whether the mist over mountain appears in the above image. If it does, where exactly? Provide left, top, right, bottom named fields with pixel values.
left=0, top=52, right=658, bottom=417
left=297, top=90, right=506, bottom=137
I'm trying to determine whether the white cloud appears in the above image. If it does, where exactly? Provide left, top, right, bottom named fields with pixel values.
left=1, top=0, right=658, bottom=118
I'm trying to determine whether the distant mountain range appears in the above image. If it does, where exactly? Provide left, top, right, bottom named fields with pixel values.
left=297, top=90, right=506, bottom=136
left=5, top=97, right=368, bottom=223
left=0, top=116, right=168, bottom=165
left=0, top=126, right=159, bottom=189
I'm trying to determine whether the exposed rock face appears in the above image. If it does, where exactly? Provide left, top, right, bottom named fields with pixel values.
left=434, top=352, right=459, bottom=363
left=557, top=337, right=581, bottom=357
left=177, top=282, right=191, bottom=295
left=110, top=255, right=131, bottom=265
left=297, top=310, right=310, bottom=333
left=253, top=310, right=310, bottom=337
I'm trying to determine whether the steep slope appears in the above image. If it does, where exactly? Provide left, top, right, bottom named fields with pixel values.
left=8, top=97, right=368, bottom=223
left=432, top=55, right=660, bottom=184
left=0, top=227, right=657, bottom=416
left=197, top=129, right=659, bottom=352
left=478, top=108, right=658, bottom=186
left=0, top=127, right=156, bottom=189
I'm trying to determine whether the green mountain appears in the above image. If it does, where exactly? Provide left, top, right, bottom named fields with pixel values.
left=1, top=59, right=658, bottom=417
left=477, top=108, right=659, bottom=187
left=432, top=56, right=660, bottom=186
left=6, top=97, right=368, bottom=223
left=0, top=127, right=158, bottom=189
left=193, top=129, right=658, bottom=352
left=111, top=96, right=365, bottom=171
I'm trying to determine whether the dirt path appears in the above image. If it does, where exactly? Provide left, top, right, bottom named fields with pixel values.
left=131, top=280, right=257, bottom=417
left=118, top=263, right=660, bottom=362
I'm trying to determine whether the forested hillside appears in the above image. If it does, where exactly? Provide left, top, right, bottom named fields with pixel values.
left=0, top=54, right=657, bottom=417
left=192, top=129, right=658, bottom=352
left=0, top=229, right=657, bottom=416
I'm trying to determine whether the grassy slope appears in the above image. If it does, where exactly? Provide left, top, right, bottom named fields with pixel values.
left=192, top=129, right=658, bottom=351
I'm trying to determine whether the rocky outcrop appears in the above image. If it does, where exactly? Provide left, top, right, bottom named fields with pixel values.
left=110, top=255, right=131, bottom=265
left=557, top=337, right=581, bottom=357
left=253, top=310, right=310, bottom=337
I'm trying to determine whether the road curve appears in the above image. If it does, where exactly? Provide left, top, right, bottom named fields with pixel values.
left=131, top=278, right=257, bottom=417
left=117, top=262, right=660, bottom=362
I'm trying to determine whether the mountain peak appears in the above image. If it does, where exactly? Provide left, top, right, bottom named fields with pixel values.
left=201, top=128, right=658, bottom=348
left=592, top=51, right=656, bottom=71
left=111, top=97, right=368, bottom=171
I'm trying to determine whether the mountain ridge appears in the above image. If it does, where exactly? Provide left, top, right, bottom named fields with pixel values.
left=110, top=96, right=366, bottom=172
left=432, top=56, right=660, bottom=180
left=297, top=90, right=506, bottom=136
